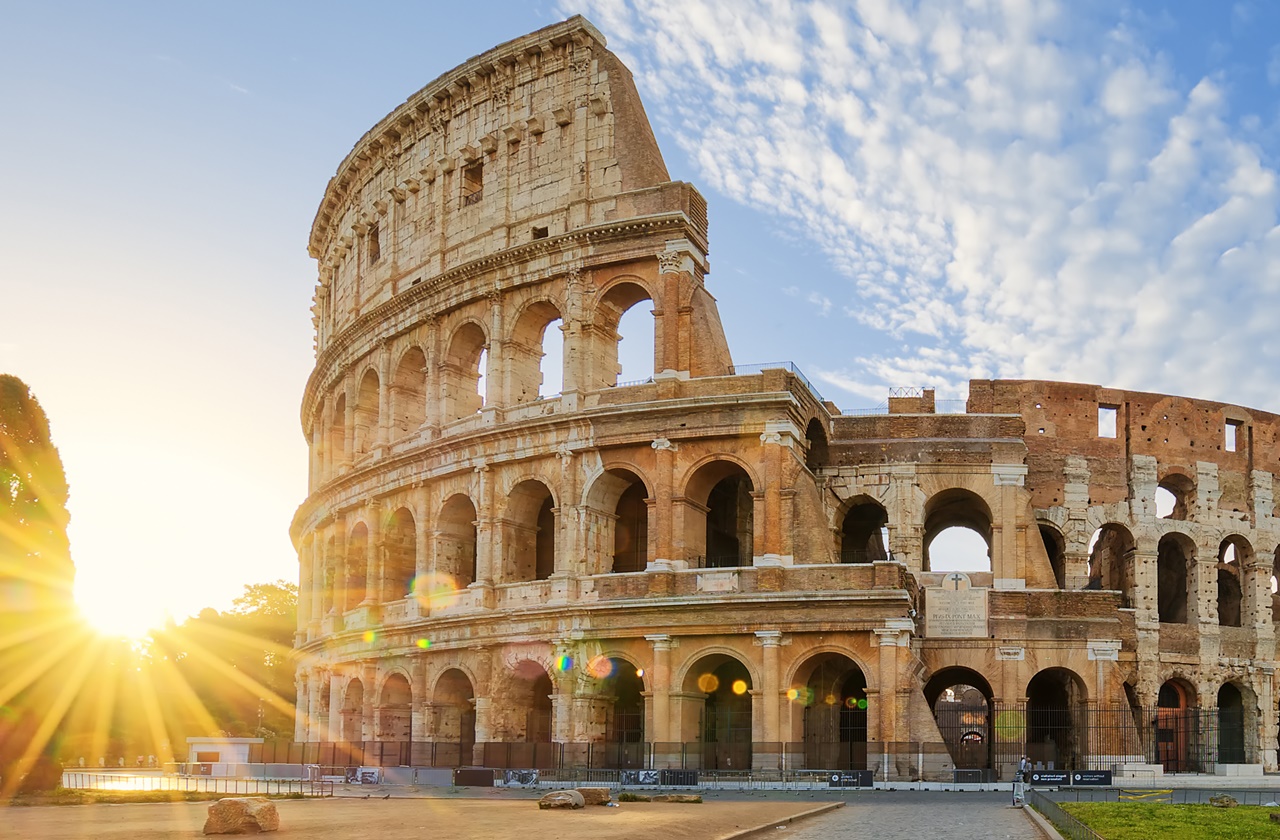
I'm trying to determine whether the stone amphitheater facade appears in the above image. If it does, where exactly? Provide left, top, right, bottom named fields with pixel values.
left=292, top=16, right=1280, bottom=779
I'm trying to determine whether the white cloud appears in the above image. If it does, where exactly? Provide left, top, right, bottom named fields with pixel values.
left=570, top=0, right=1280, bottom=411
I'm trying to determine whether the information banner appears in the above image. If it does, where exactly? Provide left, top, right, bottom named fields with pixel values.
left=828, top=770, right=875, bottom=787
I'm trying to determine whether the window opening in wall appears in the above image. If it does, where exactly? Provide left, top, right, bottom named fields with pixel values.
left=476, top=348, right=487, bottom=409
left=927, top=527, right=991, bottom=573
left=462, top=162, right=483, bottom=206
left=532, top=226, right=549, bottom=240
left=539, top=318, right=564, bottom=398
left=1225, top=420, right=1241, bottom=452
left=367, top=223, right=381, bottom=264
left=1098, top=405, right=1117, bottom=438
left=616, top=300, right=654, bottom=384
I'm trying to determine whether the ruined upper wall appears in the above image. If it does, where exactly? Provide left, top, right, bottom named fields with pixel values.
left=307, top=16, right=691, bottom=353
left=969, top=379, right=1280, bottom=514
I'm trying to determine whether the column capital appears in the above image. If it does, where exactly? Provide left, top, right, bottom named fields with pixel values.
left=754, top=630, right=783, bottom=647
left=645, top=633, right=675, bottom=651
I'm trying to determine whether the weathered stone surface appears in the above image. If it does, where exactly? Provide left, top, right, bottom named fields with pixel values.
left=576, top=787, right=611, bottom=805
left=653, top=794, right=703, bottom=803
left=539, top=790, right=586, bottom=810
left=203, top=797, right=279, bottom=834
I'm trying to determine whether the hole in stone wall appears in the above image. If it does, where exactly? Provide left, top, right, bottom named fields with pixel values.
left=532, top=226, right=549, bottom=240
left=1098, top=405, right=1117, bottom=438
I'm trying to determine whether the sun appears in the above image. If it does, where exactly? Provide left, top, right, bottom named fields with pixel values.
left=75, top=584, right=171, bottom=639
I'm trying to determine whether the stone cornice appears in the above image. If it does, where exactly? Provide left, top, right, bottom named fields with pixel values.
left=301, top=210, right=698, bottom=430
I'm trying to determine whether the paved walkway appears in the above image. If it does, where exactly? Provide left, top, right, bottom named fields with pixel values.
left=776, top=792, right=1043, bottom=839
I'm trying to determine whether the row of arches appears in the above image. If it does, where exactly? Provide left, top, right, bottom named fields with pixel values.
left=314, top=281, right=656, bottom=475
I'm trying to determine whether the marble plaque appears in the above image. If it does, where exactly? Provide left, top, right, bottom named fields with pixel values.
left=925, top=573, right=988, bottom=638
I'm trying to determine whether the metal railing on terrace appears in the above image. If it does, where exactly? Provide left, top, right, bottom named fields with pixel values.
left=728, top=361, right=824, bottom=402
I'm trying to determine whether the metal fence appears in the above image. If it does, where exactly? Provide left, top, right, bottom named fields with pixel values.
left=61, top=772, right=332, bottom=797
left=1026, top=789, right=1104, bottom=840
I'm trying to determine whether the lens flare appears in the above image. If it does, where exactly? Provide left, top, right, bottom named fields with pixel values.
left=995, top=709, right=1026, bottom=739
left=635, top=668, right=645, bottom=678
left=857, top=698, right=867, bottom=710
left=696, top=673, right=719, bottom=693
left=555, top=654, right=574, bottom=672
left=415, top=638, right=431, bottom=649
left=786, top=688, right=800, bottom=701
left=411, top=572, right=460, bottom=609
left=845, top=696, right=858, bottom=709
left=586, top=656, right=615, bottom=679
left=362, top=630, right=377, bottom=644
left=731, top=679, right=748, bottom=695
left=824, top=693, right=837, bottom=705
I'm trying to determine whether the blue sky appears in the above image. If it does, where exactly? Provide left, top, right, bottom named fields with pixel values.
left=2, top=1, right=1278, bottom=628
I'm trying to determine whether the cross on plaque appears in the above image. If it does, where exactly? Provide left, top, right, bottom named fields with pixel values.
left=947, top=573, right=965, bottom=590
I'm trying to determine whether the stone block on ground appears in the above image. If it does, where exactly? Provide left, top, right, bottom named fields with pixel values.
left=538, top=790, right=585, bottom=810
left=203, top=797, right=279, bottom=834
left=1209, top=794, right=1239, bottom=808
left=652, top=794, right=702, bottom=803
left=576, top=787, right=611, bottom=805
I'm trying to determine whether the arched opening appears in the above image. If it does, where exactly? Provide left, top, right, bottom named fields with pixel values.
left=1040, top=525, right=1066, bottom=590
left=328, top=393, right=347, bottom=471
left=1086, top=524, right=1135, bottom=601
left=597, top=281, right=654, bottom=388
left=924, top=667, right=995, bottom=773
left=804, top=418, right=828, bottom=472
left=508, top=301, right=563, bottom=403
left=1157, top=473, right=1196, bottom=520
left=390, top=348, right=426, bottom=440
left=594, top=657, right=646, bottom=768
left=685, top=461, right=755, bottom=568
left=793, top=653, right=868, bottom=771
left=1155, top=679, right=1198, bottom=772
left=1217, top=537, right=1250, bottom=628
left=353, top=369, right=380, bottom=457
left=436, top=495, right=478, bottom=590
left=433, top=669, right=475, bottom=766
left=502, top=480, right=556, bottom=582
left=1026, top=668, right=1087, bottom=771
left=490, top=660, right=555, bottom=769
left=923, top=489, right=992, bottom=573
left=613, top=480, right=649, bottom=573
left=839, top=498, right=888, bottom=564
left=1218, top=683, right=1246, bottom=764
left=382, top=508, right=416, bottom=602
left=1157, top=533, right=1193, bottom=623
left=685, top=655, right=752, bottom=770
left=344, top=523, right=369, bottom=611
left=340, top=678, right=364, bottom=744
left=377, top=674, right=412, bottom=743
left=442, top=322, right=486, bottom=422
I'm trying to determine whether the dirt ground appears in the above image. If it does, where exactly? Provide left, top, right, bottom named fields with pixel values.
left=1, top=796, right=827, bottom=840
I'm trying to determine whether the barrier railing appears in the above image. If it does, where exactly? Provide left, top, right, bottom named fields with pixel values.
left=1026, top=789, right=1104, bottom=840
left=60, top=772, right=331, bottom=797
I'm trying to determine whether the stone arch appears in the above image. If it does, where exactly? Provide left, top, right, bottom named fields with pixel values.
left=924, top=666, right=996, bottom=772
left=502, top=479, right=557, bottom=582
left=390, top=346, right=427, bottom=441
left=1217, top=535, right=1251, bottom=628
left=789, top=652, right=869, bottom=771
left=1155, top=676, right=1200, bottom=772
left=1157, top=532, right=1195, bottom=623
left=588, top=277, right=656, bottom=390
left=683, top=458, right=758, bottom=568
left=1026, top=667, right=1088, bottom=771
left=837, top=495, right=888, bottom=564
left=344, top=522, right=370, bottom=611
left=1086, top=523, right=1135, bottom=600
left=507, top=298, right=564, bottom=403
left=340, top=677, right=365, bottom=743
left=376, top=672, right=413, bottom=742
left=432, top=668, right=476, bottom=760
left=493, top=659, right=555, bottom=746
left=1039, top=522, right=1067, bottom=590
left=328, top=392, right=347, bottom=470
left=353, top=368, right=380, bottom=457
left=441, top=320, right=487, bottom=422
left=804, top=417, right=828, bottom=472
left=681, top=651, right=754, bottom=770
left=582, top=466, right=651, bottom=575
left=1157, top=471, right=1197, bottom=520
left=1217, top=681, right=1254, bottom=765
left=382, top=507, right=416, bottom=602
left=585, top=655, right=646, bottom=764
left=923, top=488, right=993, bottom=573
left=436, top=494, right=477, bottom=589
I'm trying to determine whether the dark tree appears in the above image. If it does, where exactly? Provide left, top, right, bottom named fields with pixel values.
left=0, top=374, right=75, bottom=795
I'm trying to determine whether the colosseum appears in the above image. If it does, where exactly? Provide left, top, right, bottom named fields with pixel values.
left=290, top=16, right=1280, bottom=782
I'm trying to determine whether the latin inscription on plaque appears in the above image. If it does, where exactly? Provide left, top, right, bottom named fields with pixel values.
left=925, top=572, right=988, bottom=638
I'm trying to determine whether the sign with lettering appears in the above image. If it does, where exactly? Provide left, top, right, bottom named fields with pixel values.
left=828, top=771, right=874, bottom=787
left=925, top=574, right=988, bottom=638
left=1029, top=771, right=1069, bottom=786
left=1072, top=771, right=1112, bottom=786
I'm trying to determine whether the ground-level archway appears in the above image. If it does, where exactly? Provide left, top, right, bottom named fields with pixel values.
left=683, top=654, right=752, bottom=770
left=792, top=653, right=868, bottom=771
left=1026, top=668, right=1087, bottom=771
left=924, top=667, right=995, bottom=774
